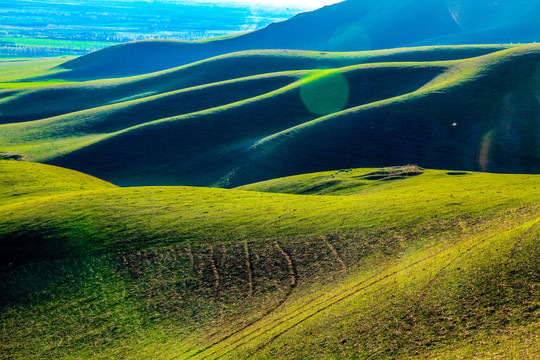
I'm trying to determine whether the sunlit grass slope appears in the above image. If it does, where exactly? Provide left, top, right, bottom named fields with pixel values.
left=1, top=51, right=331, bottom=123
left=0, top=57, right=73, bottom=88
left=43, top=62, right=449, bottom=186
left=1, top=44, right=536, bottom=186
left=233, top=44, right=540, bottom=184
left=0, top=160, right=115, bottom=205
left=0, top=161, right=538, bottom=359
left=0, top=71, right=307, bottom=162
left=237, top=165, right=426, bottom=195
left=0, top=46, right=509, bottom=122
left=57, top=42, right=511, bottom=79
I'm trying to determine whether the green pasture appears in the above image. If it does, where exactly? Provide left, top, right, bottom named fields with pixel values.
left=0, top=160, right=538, bottom=358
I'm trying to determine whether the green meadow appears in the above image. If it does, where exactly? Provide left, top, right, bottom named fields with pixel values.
left=0, top=24, right=539, bottom=359
left=0, top=57, right=74, bottom=88
left=0, top=160, right=539, bottom=359
left=1, top=44, right=538, bottom=187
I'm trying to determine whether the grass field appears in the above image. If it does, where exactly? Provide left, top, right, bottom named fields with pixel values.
left=0, top=44, right=538, bottom=187
left=2, top=1, right=539, bottom=358
left=0, top=160, right=538, bottom=359
left=0, top=37, right=116, bottom=58
left=0, top=57, right=74, bottom=88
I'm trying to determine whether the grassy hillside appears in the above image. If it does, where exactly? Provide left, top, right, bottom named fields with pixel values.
left=3, top=47, right=483, bottom=122
left=0, top=161, right=538, bottom=359
left=51, top=0, right=539, bottom=77
left=232, top=44, right=540, bottom=184
left=0, top=46, right=510, bottom=119
left=44, top=62, right=449, bottom=186
left=2, top=2, right=538, bottom=359
left=1, top=44, right=536, bottom=186
left=238, top=165, right=426, bottom=195
left=0, top=160, right=115, bottom=205
left=1, top=51, right=334, bottom=123
left=0, top=71, right=308, bottom=163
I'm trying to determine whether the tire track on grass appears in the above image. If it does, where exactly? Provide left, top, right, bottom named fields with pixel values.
left=208, top=245, right=220, bottom=292
left=184, top=218, right=536, bottom=359
left=248, top=258, right=437, bottom=356
left=415, top=219, right=540, bottom=310
left=199, top=242, right=298, bottom=360
left=324, top=238, right=348, bottom=274
left=211, top=239, right=466, bottom=359
left=203, top=236, right=367, bottom=359
left=273, top=241, right=298, bottom=289
left=503, top=222, right=539, bottom=269
left=184, top=233, right=361, bottom=357
left=244, top=241, right=254, bottom=297
left=185, top=245, right=195, bottom=272
left=191, top=234, right=467, bottom=359
left=247, top=223, right=538, bottom=358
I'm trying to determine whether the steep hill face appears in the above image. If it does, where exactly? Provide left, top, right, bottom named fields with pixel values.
left=56, top=0, right=540, bottom=78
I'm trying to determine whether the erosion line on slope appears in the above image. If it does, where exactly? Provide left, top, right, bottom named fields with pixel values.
left=179, top=242, right=298, bottom=360
left=244, top=241, right=254, bottom=298
left=209, top=245, right=220, bottom=292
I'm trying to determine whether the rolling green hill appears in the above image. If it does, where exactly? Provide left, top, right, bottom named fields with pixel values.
left=2, top=1, right=539, bottom=359
left=0, top=46, right=511, bottom=121
left=1, top=44, right=537, bottom=186
left=0, top=159, right=115, bottom=206
left=0, top=160, right=538, bottom=359
left=5, top=46, right=502, bottom=122
left=51, top=0, right=540, bottom=78
left=233, top=45, right=540, bottom=184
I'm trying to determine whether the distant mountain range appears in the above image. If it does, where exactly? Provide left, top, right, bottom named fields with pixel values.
left=59, top=0, right=540, bottom=78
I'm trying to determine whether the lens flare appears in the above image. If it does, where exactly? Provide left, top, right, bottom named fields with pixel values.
left=479, top=131, right=493, bottom=172
left=447, top=0, right=465, bottom=27
left=446, top=0, right=518, bottom=30
left=329, top=24, right=371, bottom=51
left=300, top=72, right=349, bottom=116
left=533, top=62, right=540, bottom=158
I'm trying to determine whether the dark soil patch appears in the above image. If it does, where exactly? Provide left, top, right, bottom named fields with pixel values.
left=359, top=165, right=423, bottom=181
